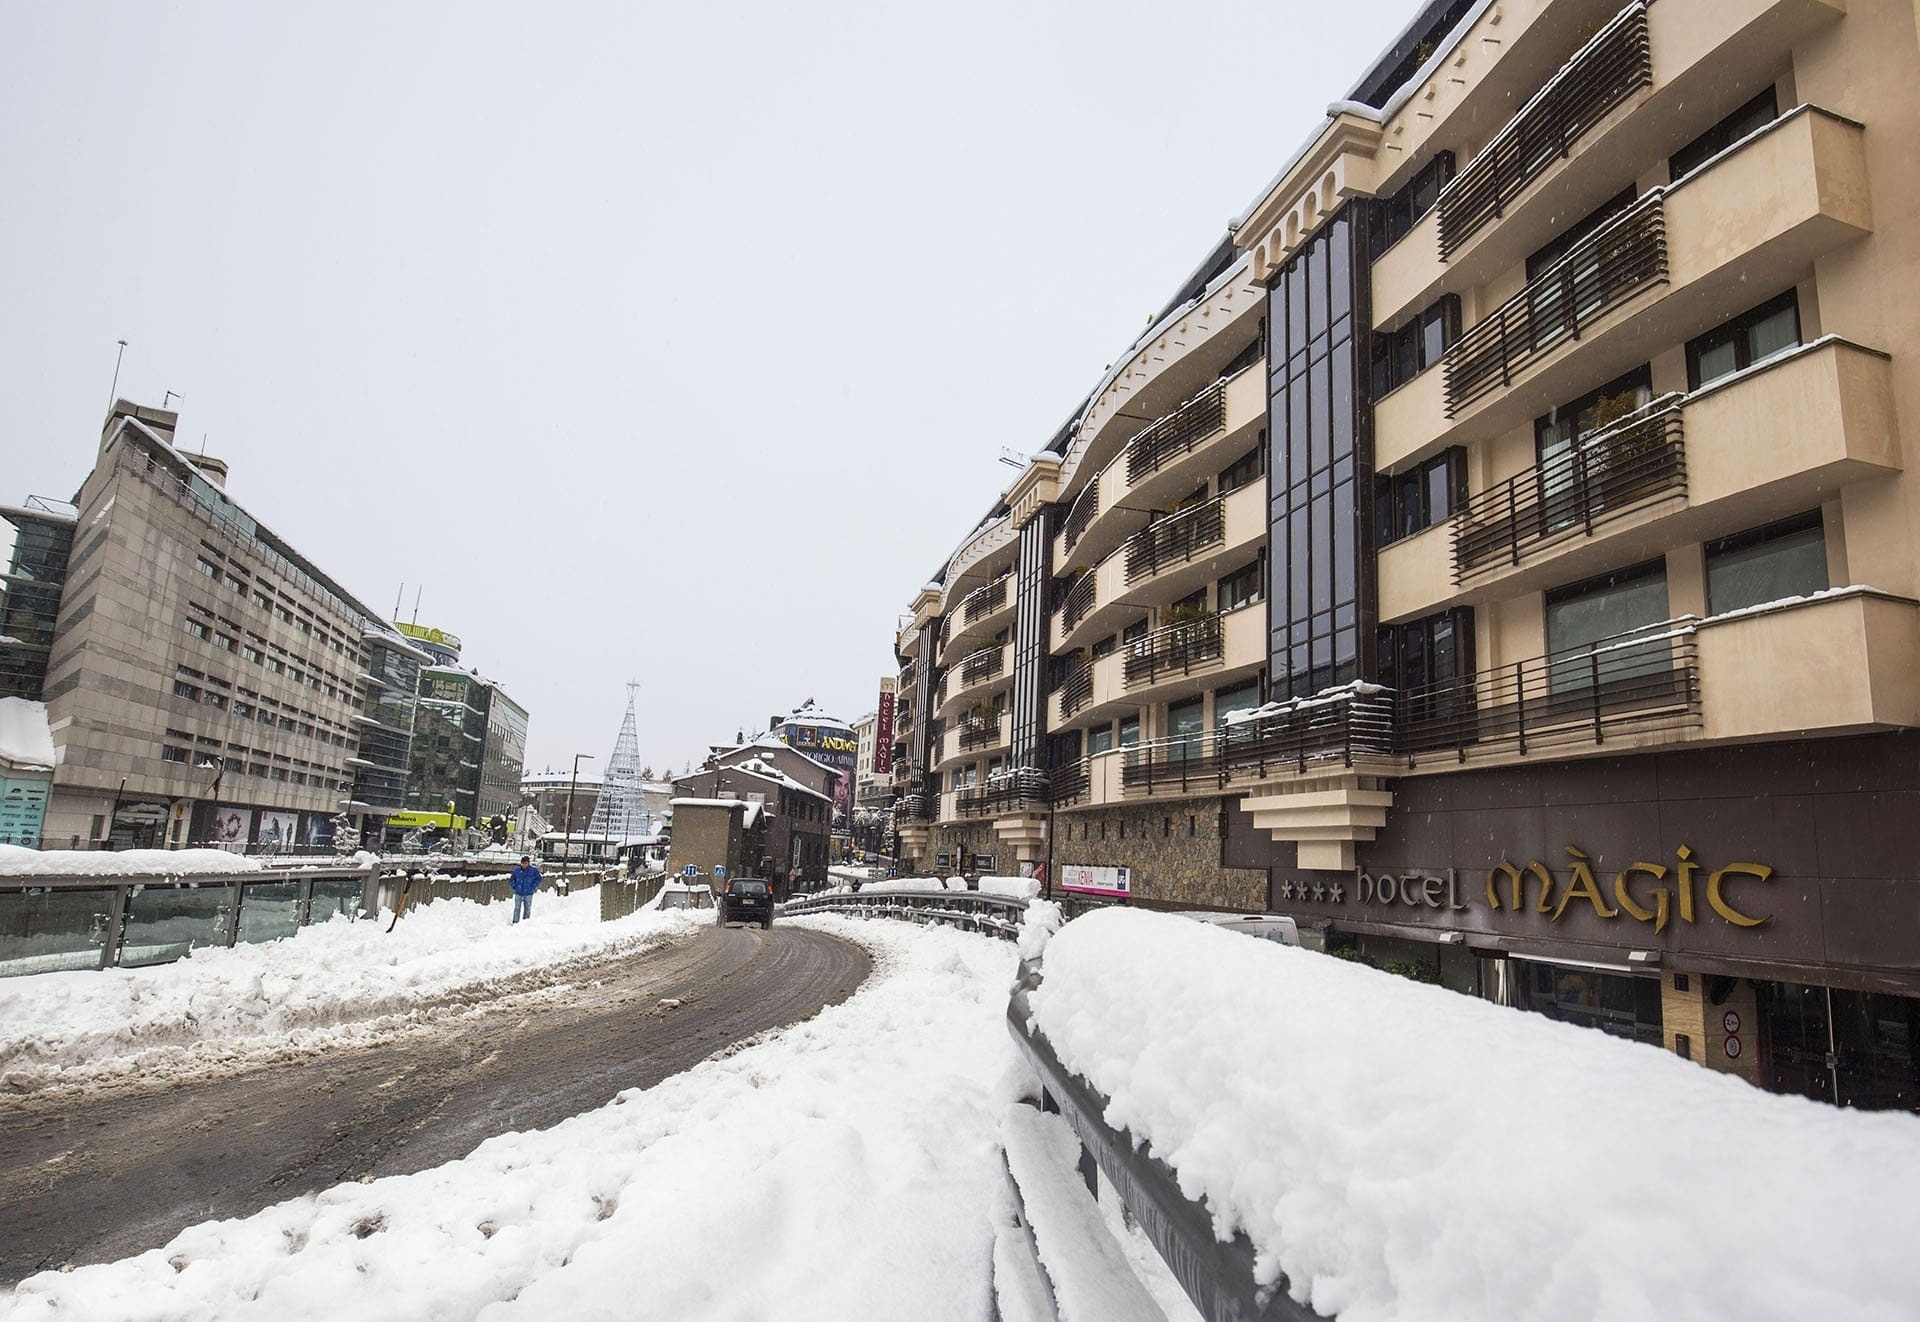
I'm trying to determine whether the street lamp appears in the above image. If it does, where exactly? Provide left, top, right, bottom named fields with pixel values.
left=194, top=756, right=225, bottom=850
left=563, top=753, right=594, bottom=873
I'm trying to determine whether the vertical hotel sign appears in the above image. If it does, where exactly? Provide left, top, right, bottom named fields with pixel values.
left=874, top=678, right=896, bottom=776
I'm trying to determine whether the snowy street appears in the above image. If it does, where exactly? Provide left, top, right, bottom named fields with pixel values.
left=0, top=893, right=867, bottom=1286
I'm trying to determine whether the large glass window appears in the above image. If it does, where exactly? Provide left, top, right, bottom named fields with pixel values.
left=1544, top=560, right=1670, bottom=695
left=1218, top=554, right=1265, bottom=613
left=1706, top=512, right=1827, bottom=615
left=1212, top=681, right=1260, bottom=728
left=1687, top=291, right=1800, bottom=390
left=1370, top=296, right=1460, bottom=399
left=1167, top=697, right=1205, bottom=762
left=1535, top=367, right=1653, bottom=535
left=1376, top=449, right=1465, bottom=547
left=1671, top=87, right=1779, bottom=181
left=1525, top=189, right=1636, bottom=350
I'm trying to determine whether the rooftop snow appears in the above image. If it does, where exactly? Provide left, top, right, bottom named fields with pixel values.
left=0, top=697, right=57, bottom=770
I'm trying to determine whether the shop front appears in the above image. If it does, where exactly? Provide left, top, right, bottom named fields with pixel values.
left=1229, top=732, right=1920, bottom=1111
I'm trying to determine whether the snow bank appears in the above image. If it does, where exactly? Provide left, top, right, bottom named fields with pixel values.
left=1029, top=908, right=1920, bottom=1322
left=0, top=697, right=55, bottom=769
left=979, top=875, right=1041, bottom=900
left=3, top=918, right=1026, bottom=1322
left=0, top=888, right=701, bottom=1096
left=856, top=876, right=951, bottom=894
left=0, top=845, right=264, bottom=877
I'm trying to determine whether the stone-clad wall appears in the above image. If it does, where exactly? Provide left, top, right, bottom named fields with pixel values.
left=1055, top=796, right=1267, bottom=911
left=928, top=822, right=999, bottom=874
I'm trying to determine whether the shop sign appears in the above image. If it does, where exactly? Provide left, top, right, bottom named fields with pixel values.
left=1281, top=844, right=1775, bottom=936
left=875, top=685, right=895, bottom=777
left=1061, top=864, right=1130, bottom=898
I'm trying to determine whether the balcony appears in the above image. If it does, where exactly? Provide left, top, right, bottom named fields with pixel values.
left=1050, top=607, right=1266, bottom=732
left=940, top=642, right=1012, bottom=716
left=1379, top=336, right=1900, bottom=622
left=937, top=710, right=1008, bottom=767
left=1371, top=0, right=1847, bottom=329
left=1123, top=614, right=1222, bottom=689
left=945, top=574, right=1015, bottom=659
left=1384, top=106, right=1872, bottom=472
left=1437, top=1, right=1653, bottom=259
left=955, top=769, right=1050, bottom=819
left=1127, top=501, right=1224, bottom=585
left=1452, top=394, right=1686, bottom=584
left=1696, top=590, right=1920, bottom=741
left=1444, top=191, right=1668, bottom=417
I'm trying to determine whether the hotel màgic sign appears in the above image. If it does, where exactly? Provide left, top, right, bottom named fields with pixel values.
left=1276, top=844, right=1775, bottom=937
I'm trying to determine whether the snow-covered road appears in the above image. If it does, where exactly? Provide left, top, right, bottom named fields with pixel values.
left=1, top=917, right=1026, bottom=1321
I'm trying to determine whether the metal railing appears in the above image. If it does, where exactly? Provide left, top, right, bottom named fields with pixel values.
left=1007, top=960, right=1312, bottom=1321
left=1058, top=573, right=1097, bottom=635
left=1048, top=758, right=1089, bottom=807
left=1058, top=661, right=1094, bottom=719
left=1398, top=620, right=1700, bottom=763
left=1437, top=0, right=1652, bottom=257
left=956, top=769, right=1050, bottom=818
left=780, top=887, right=1029, bottom=941
left=959, top=644, right=1006, bottom=688
left=1124, top=499, right=1226, bottom=585
left=1124, top=375, right=1231, bottom=486
left=1452, top=394, right=1686, bottom=581
left=962, top=574, right=1012, bottom=625
left=1121, top=686, right=1398, bottom=794
left=1444, top=189, right=1667, bottom=415
left=897, top=793, right=933, bottom=822
left=1062, top=478, right=1101, bottom=555
left=1124, top=614, right=1224, bottom=688
left=959, top=714, right=1005, bottom=750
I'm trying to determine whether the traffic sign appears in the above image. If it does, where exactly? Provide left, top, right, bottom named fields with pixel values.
left=683, top=864, right=698, bottom=878
left=714, top=865, right=727, bottom=879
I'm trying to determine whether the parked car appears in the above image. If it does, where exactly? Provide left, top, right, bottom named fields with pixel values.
left=1176, top=911, right=1300, bottom=946
left=718, top=878, right=775, bottom=929
left=653, top=881, right=714, bottom=912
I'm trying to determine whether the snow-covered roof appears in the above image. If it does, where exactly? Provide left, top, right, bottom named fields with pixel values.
left=780, top=700, right=852, bottom=731
left=668, top=797, right=763, bottom=828
left=721, top=759, right=833, bottom=802
left=0, top=697, right=56, bottom=771
left=709, top=734, right=839, bottom=779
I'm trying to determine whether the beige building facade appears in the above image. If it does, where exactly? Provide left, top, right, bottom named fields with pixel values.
left=892, top=0, right=1920, bottom=1108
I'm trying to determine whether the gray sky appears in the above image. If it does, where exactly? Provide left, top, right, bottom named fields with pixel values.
left=1, top=0, right=1416, bottom=777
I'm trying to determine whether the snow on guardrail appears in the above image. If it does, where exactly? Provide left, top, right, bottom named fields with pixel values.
left=1027, top=908, right=1920, bottom=1321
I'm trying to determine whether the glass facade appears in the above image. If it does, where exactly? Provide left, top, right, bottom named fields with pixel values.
left=0, top=888, right=112, bottom=975
left=0, top=513, right=72, bottom=700
left=479, top=689, right=529, bottom=819
left=354, top=638, right=420, bottom=811
left=1011, top=511, right=1053, bottom=774
left=1267, top=204, right=1372, bottom=698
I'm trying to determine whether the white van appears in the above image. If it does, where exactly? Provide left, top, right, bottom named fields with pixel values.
left=1177, top=912, right=1301, bottom=946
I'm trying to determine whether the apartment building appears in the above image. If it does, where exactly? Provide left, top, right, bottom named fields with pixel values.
left=27, top=400, right=426, bottom=850
left=894, top=0, right=1920, bottom=1107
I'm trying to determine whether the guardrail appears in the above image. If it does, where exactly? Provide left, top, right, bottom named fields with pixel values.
left=779, top=887, right=1028, bottom=941
left=1007, top=957, right=1309, bottom=1321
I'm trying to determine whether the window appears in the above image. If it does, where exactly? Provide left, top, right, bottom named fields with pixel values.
left=182, top=618, right=210, bottom=642
left=1087, top=724, right=1114, bottom=756
left=1671, top=87, right=1779, bottom=181
left=1687, top=291, right=1800, bottom=390
left=1544, top=560, right=1670, bottom=695
left=1378, top=609, right=1474, bottom=695
left=1706, top=512, right=1827, bottom=615
left=195, top=557, right=220, bottom=579
left=213, top=632, right=237, bottom=652
left=1526, top=189, right=1636, bottom=348
left=1219, top=444, right=1265, bottom=495
left=1375, top=449, right=1465, bottom=547
left=1167, top=697, right=1205, bottom=762
left=1535, top=366, right=1653, bottom=534
left=1370, top=297, right=1460, bottom=398
left=162, top=745, right=191, bottom=764
left=1119, top=715, right=1140, bottom=747
left=1213, top=680, right=1260, bottom=728
left=173, top=679, right=201, bottom=701
left=1219, top=553, right=1266, bottom=612
left=1366, top=152, right=1455, bottom=259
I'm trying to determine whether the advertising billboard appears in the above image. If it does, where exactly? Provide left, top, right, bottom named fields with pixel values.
left=779, top=715, right=857, bottom=833
left=1060, top=864, right=1131, bottom=898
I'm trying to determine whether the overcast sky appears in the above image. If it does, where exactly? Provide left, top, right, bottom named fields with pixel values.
left=2, top=0, right=1417, bottom=777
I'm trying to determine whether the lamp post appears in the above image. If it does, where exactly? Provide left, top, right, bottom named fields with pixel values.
left=193, top=756, right=225, bottom=850
left=562, top=753, right=594, bottom=875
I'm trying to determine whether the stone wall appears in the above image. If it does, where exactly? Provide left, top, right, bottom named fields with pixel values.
left=1055, top=796, right=1267, bottom=910
left=928, top=821, right=999, bottom=874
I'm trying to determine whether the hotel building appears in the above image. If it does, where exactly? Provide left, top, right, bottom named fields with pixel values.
left=892, top=0, right=1920, bottom=1107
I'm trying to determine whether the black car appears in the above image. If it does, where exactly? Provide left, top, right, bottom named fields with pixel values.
left=717, top=878, right=775, bottom=929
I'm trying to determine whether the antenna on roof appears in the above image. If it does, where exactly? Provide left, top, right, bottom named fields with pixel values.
left=107, top=339, right=128, bottom=414
left=997, top=446, right=1025, bottom=471
left=411, top=585, right=422, bottom=625
left=393, top=582, right=405, bottom=619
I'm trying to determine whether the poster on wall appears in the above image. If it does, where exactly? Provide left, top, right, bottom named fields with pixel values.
left=1060, top=864, right=1131, bottom=898
left=302, top=813, right=336, bottom=849
left=258, top=811, right=299, bottom=850
left=210, top=804, right=253, bottom=852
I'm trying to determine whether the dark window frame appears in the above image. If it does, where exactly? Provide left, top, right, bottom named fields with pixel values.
left=1670, top=86, right=1780, bottom=182
left=1685, top=290, right=1801, bottom=391
left=1376, top=448, right=1466, bottom=548
left=1370, top=295, right=1461, bottom=400
left=1366, top=152, right=1457, bottom=260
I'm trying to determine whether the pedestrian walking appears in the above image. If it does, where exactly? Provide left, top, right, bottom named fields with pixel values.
left=509, top=854, right=543, bottom=924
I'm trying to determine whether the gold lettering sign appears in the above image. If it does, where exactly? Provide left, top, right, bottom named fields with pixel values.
left=1486, top=845, right=1772, bottom=932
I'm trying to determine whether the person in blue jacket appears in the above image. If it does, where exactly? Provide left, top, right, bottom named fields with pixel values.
left=509, top=855, right=543, bottom=924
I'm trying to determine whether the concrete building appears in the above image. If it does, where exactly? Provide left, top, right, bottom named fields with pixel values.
left=520, top=767, right=602, bottom=837
left=18, top=400, right=427, bottom=850
left=674, top=754, right=834, bottom=893
left=892, top=0, right=1920, bottom=1108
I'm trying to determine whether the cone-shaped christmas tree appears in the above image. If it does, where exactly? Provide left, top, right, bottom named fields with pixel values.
left=589, top=684, right=650, bottom=840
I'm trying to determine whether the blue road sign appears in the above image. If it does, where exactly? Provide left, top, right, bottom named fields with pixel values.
left=683, top=864, right=698, bottom=878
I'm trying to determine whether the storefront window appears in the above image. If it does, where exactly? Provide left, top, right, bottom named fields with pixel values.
left=1514, top=960, right=1663, bottom=1045
left=1761, top=982, right=1920, bottom=1111
left=1544, top=559, right=1670, bottom=696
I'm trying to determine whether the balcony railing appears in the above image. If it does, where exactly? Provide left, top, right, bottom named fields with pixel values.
left=1444, top=190, right=1667, bottom=416
left=959, top=645, right=1006, bottom=688
left=962, top=575, right=1011, bottom=625
left=898, top=794, right=932, bottom=822
left=1058, top=574, right=1097, bottom=635
left=1437, top=0, right=1653, bottom=258
left=1124, top=377, right=1230, bottom=486
left=934, top=673, right=950, bottom=708
left=1048, top=758, right=1089, bottom=807
left=1062, top=479, right=1101, bottom=555
left=1125, top=499, right=1226, bottom=585
left=956, top=769, right=1049, bottom=818
left=1123, top=614, right=1224, bottom=688
left=959, top=715, right=1004, bottom=750
left=1452, top=394, right=1686, bottom=582
left=1058, top=662, right=1093, bottom=720
left=1120, top=686, right=1397, bottom=794
left=1398, top=621, right=1699, bottom=762
left=937, top=616, right=953, bottom=654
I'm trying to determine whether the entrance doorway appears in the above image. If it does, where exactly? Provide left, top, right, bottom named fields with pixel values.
left=1512, top=959, right=1663, bottom=1045
left=1759, top=982, right=1920, bottom=1112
